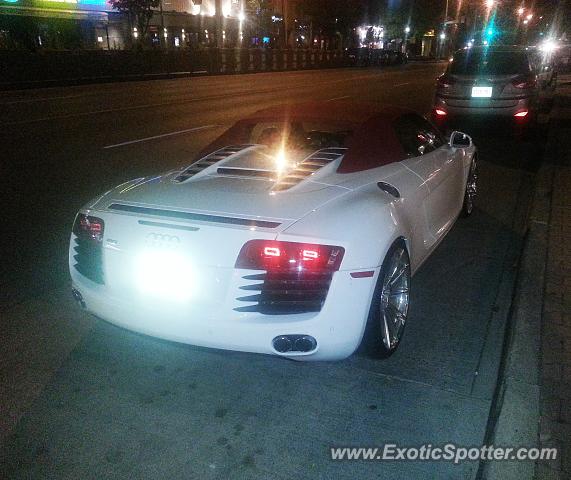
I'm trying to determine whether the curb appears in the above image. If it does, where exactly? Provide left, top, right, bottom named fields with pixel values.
left=478, top=95, right=564, bottom=479
left=0, top=60, right=440, bottom=92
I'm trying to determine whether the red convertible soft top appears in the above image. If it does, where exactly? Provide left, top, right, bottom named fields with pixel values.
left=197, top=102, right=417, bottom=173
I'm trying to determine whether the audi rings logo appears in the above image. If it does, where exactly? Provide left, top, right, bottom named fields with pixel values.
left=145, top=232, right=181, bottom=249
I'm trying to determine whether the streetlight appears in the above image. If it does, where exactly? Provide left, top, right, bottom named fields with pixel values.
left=238, top=10, right=245, bottom=44
left=404, top=26, right=411, bottom=34
left=526, top=13, right=533, bottom=20
left=485, top=0, right=494, bottom=8
left=517, top=7, right=524, bottom=15
left=440, top=32, right=446, bottom=40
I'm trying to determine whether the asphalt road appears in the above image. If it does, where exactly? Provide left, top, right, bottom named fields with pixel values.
left=0, top=64, right=544, bottom=479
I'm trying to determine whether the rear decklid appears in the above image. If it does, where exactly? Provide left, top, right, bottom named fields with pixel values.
left=91, top=145, right=349, bottom=231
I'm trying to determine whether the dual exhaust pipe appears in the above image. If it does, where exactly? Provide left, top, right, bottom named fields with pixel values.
left=273, top=335, right=317, bottom=354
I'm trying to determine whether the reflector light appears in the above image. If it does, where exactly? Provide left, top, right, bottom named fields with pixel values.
left=514, top=110, right=529, bottom=117
left=350, top=271, right=375, bottom=278
left=236, top=240, right=344, bottom=272
left=435, top=109, right=447, bottom=116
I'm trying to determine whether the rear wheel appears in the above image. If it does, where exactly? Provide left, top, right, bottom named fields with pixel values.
left=462, top=156, right=477, bottom=217
left=361, top=241, right=411, bottom=358
left=514, top=111, right=538, bottom=140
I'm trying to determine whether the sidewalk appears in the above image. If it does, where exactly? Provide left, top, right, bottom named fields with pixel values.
left=536, top=79, right=571, bottom=479
left=479, top=76, right=571, bottom=480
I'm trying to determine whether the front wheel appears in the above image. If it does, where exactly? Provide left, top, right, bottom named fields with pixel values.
left=361, top=241, right=411, bottom=358
left=462, top=156, right=477, bottom=217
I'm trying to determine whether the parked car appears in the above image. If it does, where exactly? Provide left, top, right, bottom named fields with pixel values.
left=69, top=102, right=477, bottom=361
left=432, top=45, right=554, bottom=133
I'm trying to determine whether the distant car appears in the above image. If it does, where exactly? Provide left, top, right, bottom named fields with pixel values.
left=69, top=102, right=477, bottom=361
left=432, top=45, right=553, bottom=131
left=377, top=50, right=408, bottom=65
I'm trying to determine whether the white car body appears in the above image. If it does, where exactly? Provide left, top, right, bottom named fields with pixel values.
left=69, top=103, right=476, bottom=361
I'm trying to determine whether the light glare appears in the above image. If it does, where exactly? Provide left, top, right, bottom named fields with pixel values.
left=135, top=249, right=195, bottom=301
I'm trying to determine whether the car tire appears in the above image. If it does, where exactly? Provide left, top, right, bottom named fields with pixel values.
left=514, top=111, right=538, bottom=140
left=462, top=156, right=477, bottom=217
left=360, top=241, right=411, bottom=359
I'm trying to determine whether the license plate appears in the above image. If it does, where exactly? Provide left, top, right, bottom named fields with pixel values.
left=471, top=86, right=492, bottom=98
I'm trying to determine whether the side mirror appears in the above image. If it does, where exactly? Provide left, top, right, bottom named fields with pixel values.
left=449, top=131, right=472, bottom=148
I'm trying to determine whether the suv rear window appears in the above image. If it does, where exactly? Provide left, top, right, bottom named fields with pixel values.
left=449, top=50, right=531, bottom=75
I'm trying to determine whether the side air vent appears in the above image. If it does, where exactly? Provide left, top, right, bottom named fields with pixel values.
left=377, top=182, right=400, bottom=198
left=272, top=148, right=347, bottom=192
left=173, top=145, right=254, bottom=182
left=72, top=214, right=105, bottom=284
left=235, top=271, right=333, bottom=314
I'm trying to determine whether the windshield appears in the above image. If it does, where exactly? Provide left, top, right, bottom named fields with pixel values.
left=198, top=119, right=354, bottom=163
left=449, top=50, right=530, bottom=76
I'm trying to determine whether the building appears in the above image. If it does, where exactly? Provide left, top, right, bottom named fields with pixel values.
left=0, top=0, right=244, bottom=49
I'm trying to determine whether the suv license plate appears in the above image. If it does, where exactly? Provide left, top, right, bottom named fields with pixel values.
left=471, top=86, right=492, bottom=98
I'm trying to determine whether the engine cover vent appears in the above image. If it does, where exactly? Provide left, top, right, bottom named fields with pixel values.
left=173, top=145, right=255, bottom=182
left=272, top=148, right=347, bottom=192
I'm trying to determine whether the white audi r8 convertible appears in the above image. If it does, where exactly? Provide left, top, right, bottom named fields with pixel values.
left=69, top=102, right=477, bottom=361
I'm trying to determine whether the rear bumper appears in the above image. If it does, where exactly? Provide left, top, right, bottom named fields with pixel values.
left=70, top=265, right=379, bottom=361
left=434, top=95, right=534, bottom=117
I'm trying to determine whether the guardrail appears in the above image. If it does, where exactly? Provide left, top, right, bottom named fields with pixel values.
left=0, top=48, right=407, bottom=90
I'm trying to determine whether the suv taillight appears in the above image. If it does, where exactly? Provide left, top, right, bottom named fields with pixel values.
left=437, top=74, right=454, bottom=89
left=72, top=214, right=104, bottom=242
left=511, top=75, right=536, bottom=89
left=235, top=240, right=344, bottom=272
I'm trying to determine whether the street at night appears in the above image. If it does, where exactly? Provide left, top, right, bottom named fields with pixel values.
left=2, top=60, right=565, bottom=479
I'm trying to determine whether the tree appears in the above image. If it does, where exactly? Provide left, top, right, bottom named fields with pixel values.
left=246, top=0, right=274, bottom=36
left=368, top=0, right=442, bottom=40
left=109, top=0, right=160, bottom=48
left=303, top=0, right=367, bottom=48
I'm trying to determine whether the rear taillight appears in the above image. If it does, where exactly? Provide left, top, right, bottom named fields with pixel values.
left=437, top=74, right=454, bottom=89
left=434, top=109, right=447, bottom=116
left=236, top=240, right=344, bottom=272
left=511, top=75, right=536, bottom=89
left=73, top=214, right=104, bottom=242
left=514, top=110, right=529, bottom=117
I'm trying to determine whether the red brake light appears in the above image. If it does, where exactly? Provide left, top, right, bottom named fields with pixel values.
left=514, top=110, right=529, bottom=117
left=434, top=109, right=447, bottom=116
left=73, top=214, right=104, bottom=242
left=236, top=240, right=344, bottom=272
left=263, top=246, right=280, bottom=257
left=302, top=249, right=318, bottom=260
left=511, top=75, right=536, bottom=89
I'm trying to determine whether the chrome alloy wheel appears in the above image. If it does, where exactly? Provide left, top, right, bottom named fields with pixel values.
left=464, top=157, right=478, bottom=216
left=379, top=246, right=410, bottom=351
